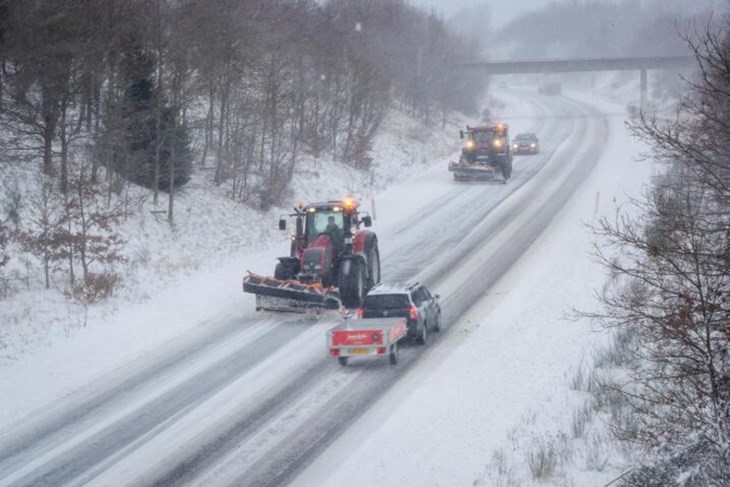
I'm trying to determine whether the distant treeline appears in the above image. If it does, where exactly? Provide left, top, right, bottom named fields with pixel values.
left=0, top=0, right=486, bottom=210
left=494, top=0, right=715, bottom=59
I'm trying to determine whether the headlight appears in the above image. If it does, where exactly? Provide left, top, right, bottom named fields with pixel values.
left=530, top=143, right=536, bottom=147
left=493, top=139, right=502, bottom=148
left=465, top=140, right=475, bottom=150
left=512, top=144, right=518, bottom=149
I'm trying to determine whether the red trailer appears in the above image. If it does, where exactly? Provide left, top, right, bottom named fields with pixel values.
left=326, top=317, right=407, bottom=366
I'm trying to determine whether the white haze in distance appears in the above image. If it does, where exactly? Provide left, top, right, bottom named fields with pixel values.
left=411, top=0, right=550, bottom=28
left=412, top=0, right=725, bottom=29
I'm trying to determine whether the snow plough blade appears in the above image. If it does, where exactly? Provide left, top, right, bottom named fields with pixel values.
left=242, top=272, right=341, bottom=312
left=448, top=160, right=496, bottom=180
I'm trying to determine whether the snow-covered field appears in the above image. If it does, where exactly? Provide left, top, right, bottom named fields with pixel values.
left=1, top=76, right=660, bottom=485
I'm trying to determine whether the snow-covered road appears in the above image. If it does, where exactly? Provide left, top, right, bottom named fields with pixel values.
left=0, top=90, right=631, bottom=486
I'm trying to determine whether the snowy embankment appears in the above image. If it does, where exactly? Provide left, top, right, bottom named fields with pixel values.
left=0, top=106, right=462, bottom=431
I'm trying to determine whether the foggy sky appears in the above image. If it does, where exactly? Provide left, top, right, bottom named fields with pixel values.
left=411, top=0, right=724, bottom=28
left=410, top=0, right=557, bottom=28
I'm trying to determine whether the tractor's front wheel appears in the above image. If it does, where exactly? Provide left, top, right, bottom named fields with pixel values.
left=339, top=259, right=365, bottom=308
left=275, top=260, right=298, bottom=280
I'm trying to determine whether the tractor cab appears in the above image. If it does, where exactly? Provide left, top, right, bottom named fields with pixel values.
left=305, top=209, right=345, bottom=245
left=280, top=198, right=372, bottom=252
left=460, top=123, right=510, bottom=163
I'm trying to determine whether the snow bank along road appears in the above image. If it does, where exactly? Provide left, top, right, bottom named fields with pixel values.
left=0, top=92, right=608, bottom=486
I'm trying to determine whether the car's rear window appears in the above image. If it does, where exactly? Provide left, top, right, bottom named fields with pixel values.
left=363, top=294, right=409, bottom=309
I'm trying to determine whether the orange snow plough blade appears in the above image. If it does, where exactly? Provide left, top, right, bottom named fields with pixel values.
left=242, top=272, right=341, bottom=312
left=448, top=160, right=497, bottom=180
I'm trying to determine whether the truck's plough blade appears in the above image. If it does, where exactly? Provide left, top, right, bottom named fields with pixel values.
left=243, top=272, right=341, bottom=312
left=448, top=161, right=499, bottom=180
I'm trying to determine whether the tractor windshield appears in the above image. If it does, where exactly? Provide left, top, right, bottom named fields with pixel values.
left=470, top=129, right=503, bottom=147
left=306, top=210, right=345, bottom=243
left=474, top=131, right=491, bottom=143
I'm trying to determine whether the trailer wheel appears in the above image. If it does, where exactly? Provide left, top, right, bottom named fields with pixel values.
left=338, top=356, right=348, bottom=366
left=389, top=343, right=398, bottom=365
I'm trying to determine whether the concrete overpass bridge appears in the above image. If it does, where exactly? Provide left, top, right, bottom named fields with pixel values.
left=463, top=55, right=696, bottom=108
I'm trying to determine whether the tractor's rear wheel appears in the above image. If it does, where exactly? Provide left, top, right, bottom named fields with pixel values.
left=339, top=259, right=365, bottom=308
left=499, top=156, right=512, bottom=182
left=366, top=245, right=381, bottom=290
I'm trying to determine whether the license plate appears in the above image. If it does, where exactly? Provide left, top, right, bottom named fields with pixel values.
left=349, top=348, right=369, bottom=355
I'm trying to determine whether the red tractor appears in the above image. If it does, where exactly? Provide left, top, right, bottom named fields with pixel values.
left=243, top=197, right=381, bottom=311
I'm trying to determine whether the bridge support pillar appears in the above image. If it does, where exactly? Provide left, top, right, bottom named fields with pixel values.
left=640, top=68, right=647, bottom=111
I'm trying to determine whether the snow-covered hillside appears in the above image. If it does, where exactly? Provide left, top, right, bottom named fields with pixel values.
left=0, top=106, right=462, bottom=366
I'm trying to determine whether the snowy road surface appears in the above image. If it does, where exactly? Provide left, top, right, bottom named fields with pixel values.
left=0, top=91, right=615, bottom=486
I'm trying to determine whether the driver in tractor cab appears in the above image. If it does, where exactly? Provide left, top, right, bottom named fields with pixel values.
left=325, top=215, right=344, bottom=253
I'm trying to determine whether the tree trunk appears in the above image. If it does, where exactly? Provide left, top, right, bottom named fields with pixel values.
left=153, top=16, right=163, bottom=205
left=168, top=134, right=175, bottom=224
left=214, top=81, right=229, bottom=185
left=65, top=195, right=75, bottom=285
left=200, top=84, right=215, bottom=168
left=76, top=175, right=89, bottom=281
left=43, top=249, right=50, bottom=289
left=42, top=116, right=55, bottom=176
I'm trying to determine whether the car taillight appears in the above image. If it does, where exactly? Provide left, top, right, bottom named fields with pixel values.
left=409, top=305, right=418, bottom=320
left=357, top=308, right=364, bottom=318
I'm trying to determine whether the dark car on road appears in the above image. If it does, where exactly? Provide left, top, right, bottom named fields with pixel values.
left=512, top=133, right=540, bottom=155
left=357, top=282, right=441, bottom=344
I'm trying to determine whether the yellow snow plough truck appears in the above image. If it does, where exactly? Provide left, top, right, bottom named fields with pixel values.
left=242, top=197, right=381, bottom=312
left=448, top=123, right=513, bottom=182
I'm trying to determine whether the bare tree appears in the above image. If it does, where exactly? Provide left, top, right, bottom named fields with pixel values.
left=18, top=174, right=65, bottom=289
left=0, top=0, right=89, bottom=180
left=58, top=163, right=126, bottom=294
left=587, top=18, right=730, bottom=486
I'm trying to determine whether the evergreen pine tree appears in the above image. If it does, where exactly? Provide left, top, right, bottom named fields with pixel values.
left=120, top=61, right=191, bottom=191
